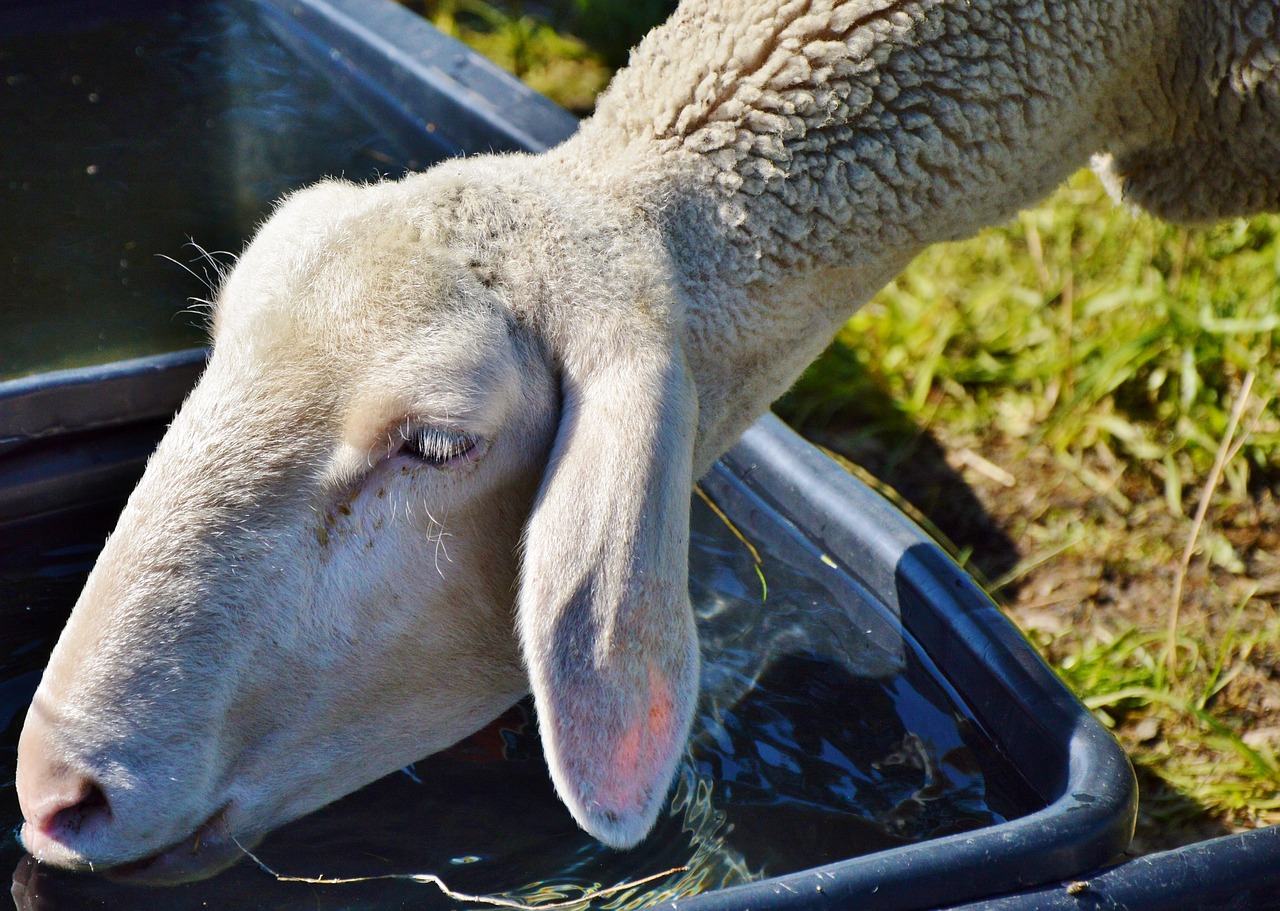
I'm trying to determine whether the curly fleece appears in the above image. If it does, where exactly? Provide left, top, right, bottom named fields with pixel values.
left=553, top=0, right=1278, bottom=461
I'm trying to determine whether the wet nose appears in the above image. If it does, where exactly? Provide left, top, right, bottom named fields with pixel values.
left=16, top=698, right=114, bottom=859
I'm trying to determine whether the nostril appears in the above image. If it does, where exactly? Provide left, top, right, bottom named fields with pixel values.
left=24, top=776, right=113, bottom=850
left=17, top=698, right=118, bottom=856
left=46, top=780, right=111, bottom=838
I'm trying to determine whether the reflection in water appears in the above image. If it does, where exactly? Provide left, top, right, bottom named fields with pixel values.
left=0, top=472, right=1039, bottom=910
left=0, top=0, right=443, bottom=381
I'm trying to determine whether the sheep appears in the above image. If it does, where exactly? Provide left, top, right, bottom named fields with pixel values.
left=16, top=0, right=1279, bottom=883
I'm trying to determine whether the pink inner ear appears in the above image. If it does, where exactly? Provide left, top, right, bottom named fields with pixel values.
left=596, top=662, right=677, bottom=816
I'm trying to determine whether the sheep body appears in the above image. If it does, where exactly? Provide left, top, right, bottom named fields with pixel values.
left=15, top=0, right=1280, bottom=874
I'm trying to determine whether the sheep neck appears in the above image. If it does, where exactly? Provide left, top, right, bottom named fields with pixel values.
left=545, top=0, right=1198, bottom=468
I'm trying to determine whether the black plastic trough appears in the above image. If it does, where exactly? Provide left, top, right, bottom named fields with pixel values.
left=1, top=354, right=1134, bottom=911
left=0, top=0, right=1274, bottom=908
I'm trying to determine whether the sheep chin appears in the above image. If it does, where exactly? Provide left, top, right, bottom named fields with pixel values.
left=101, top=806, right=251, bottom=886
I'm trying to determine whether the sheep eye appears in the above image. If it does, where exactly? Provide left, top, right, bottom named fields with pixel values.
left=399, top=427, right=478, bottom=467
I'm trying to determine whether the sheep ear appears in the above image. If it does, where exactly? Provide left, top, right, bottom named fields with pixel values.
left=517, top=333, right=699, bottom=850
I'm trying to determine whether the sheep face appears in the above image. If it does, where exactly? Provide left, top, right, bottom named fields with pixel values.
left=15, top=171, right=699, bottom=882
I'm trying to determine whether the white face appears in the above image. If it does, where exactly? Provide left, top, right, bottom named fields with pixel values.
left=16, top=159, right=703, bottom=881
left=14, top=178, right=561, bottom=882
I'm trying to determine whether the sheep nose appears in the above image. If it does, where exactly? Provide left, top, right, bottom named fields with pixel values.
left=15, top=700, right=114, bottom=858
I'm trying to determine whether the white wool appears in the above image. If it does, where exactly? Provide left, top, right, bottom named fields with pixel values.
left=555, top=0, right=1278, bottom=461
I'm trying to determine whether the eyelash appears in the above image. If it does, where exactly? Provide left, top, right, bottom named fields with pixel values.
left=398, top=427, right=478, bottom=467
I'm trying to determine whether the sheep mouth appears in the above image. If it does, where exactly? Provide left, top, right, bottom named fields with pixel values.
left=104, top=805, right=255, bottom=886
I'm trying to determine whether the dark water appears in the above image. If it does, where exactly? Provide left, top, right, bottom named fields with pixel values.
left=0, top=0, right=443, bottom=381
left=0, top=472, right=1041, bottom=910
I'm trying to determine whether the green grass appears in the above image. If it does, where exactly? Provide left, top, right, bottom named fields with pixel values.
left=781, top=174, right=1280, bottom=843
left=400, top=0, right=1280, bottom=846
left=400, top=1, right=674, bottom=113
left=1046, top=608, right=1280, bottom=839
left=782, top=173, right=1280, bottom=491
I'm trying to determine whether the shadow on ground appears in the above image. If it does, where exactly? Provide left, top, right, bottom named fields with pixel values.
left=775, top=338, right=1022, bottom=592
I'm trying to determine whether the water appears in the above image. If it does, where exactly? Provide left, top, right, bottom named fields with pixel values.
left=0, top=465, right=1041, bottom=910
left=0, top=0, right=443, bottom=381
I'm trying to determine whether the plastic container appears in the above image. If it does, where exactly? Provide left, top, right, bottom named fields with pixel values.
left=0, top=354, right=1134, bottom=911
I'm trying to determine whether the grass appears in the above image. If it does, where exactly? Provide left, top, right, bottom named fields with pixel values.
left=401, top=0, right=1280, bottom=851
left=1048, top=608, right=1280, bottom=845
left=399, top=1, right=673, bottom=113
left=781, top=173, right=1280, bottom=488
left=781, top=175, right=1280, bottom=848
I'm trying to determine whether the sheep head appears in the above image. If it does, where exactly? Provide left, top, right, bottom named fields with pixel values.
left=15, top=160, right=699, bottom=882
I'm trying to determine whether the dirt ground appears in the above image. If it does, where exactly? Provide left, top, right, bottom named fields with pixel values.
left=798, top=416, right=1280, bottom=854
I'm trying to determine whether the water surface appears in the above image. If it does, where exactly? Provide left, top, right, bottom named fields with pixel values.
left=0, top=0, right=440, bottom=380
